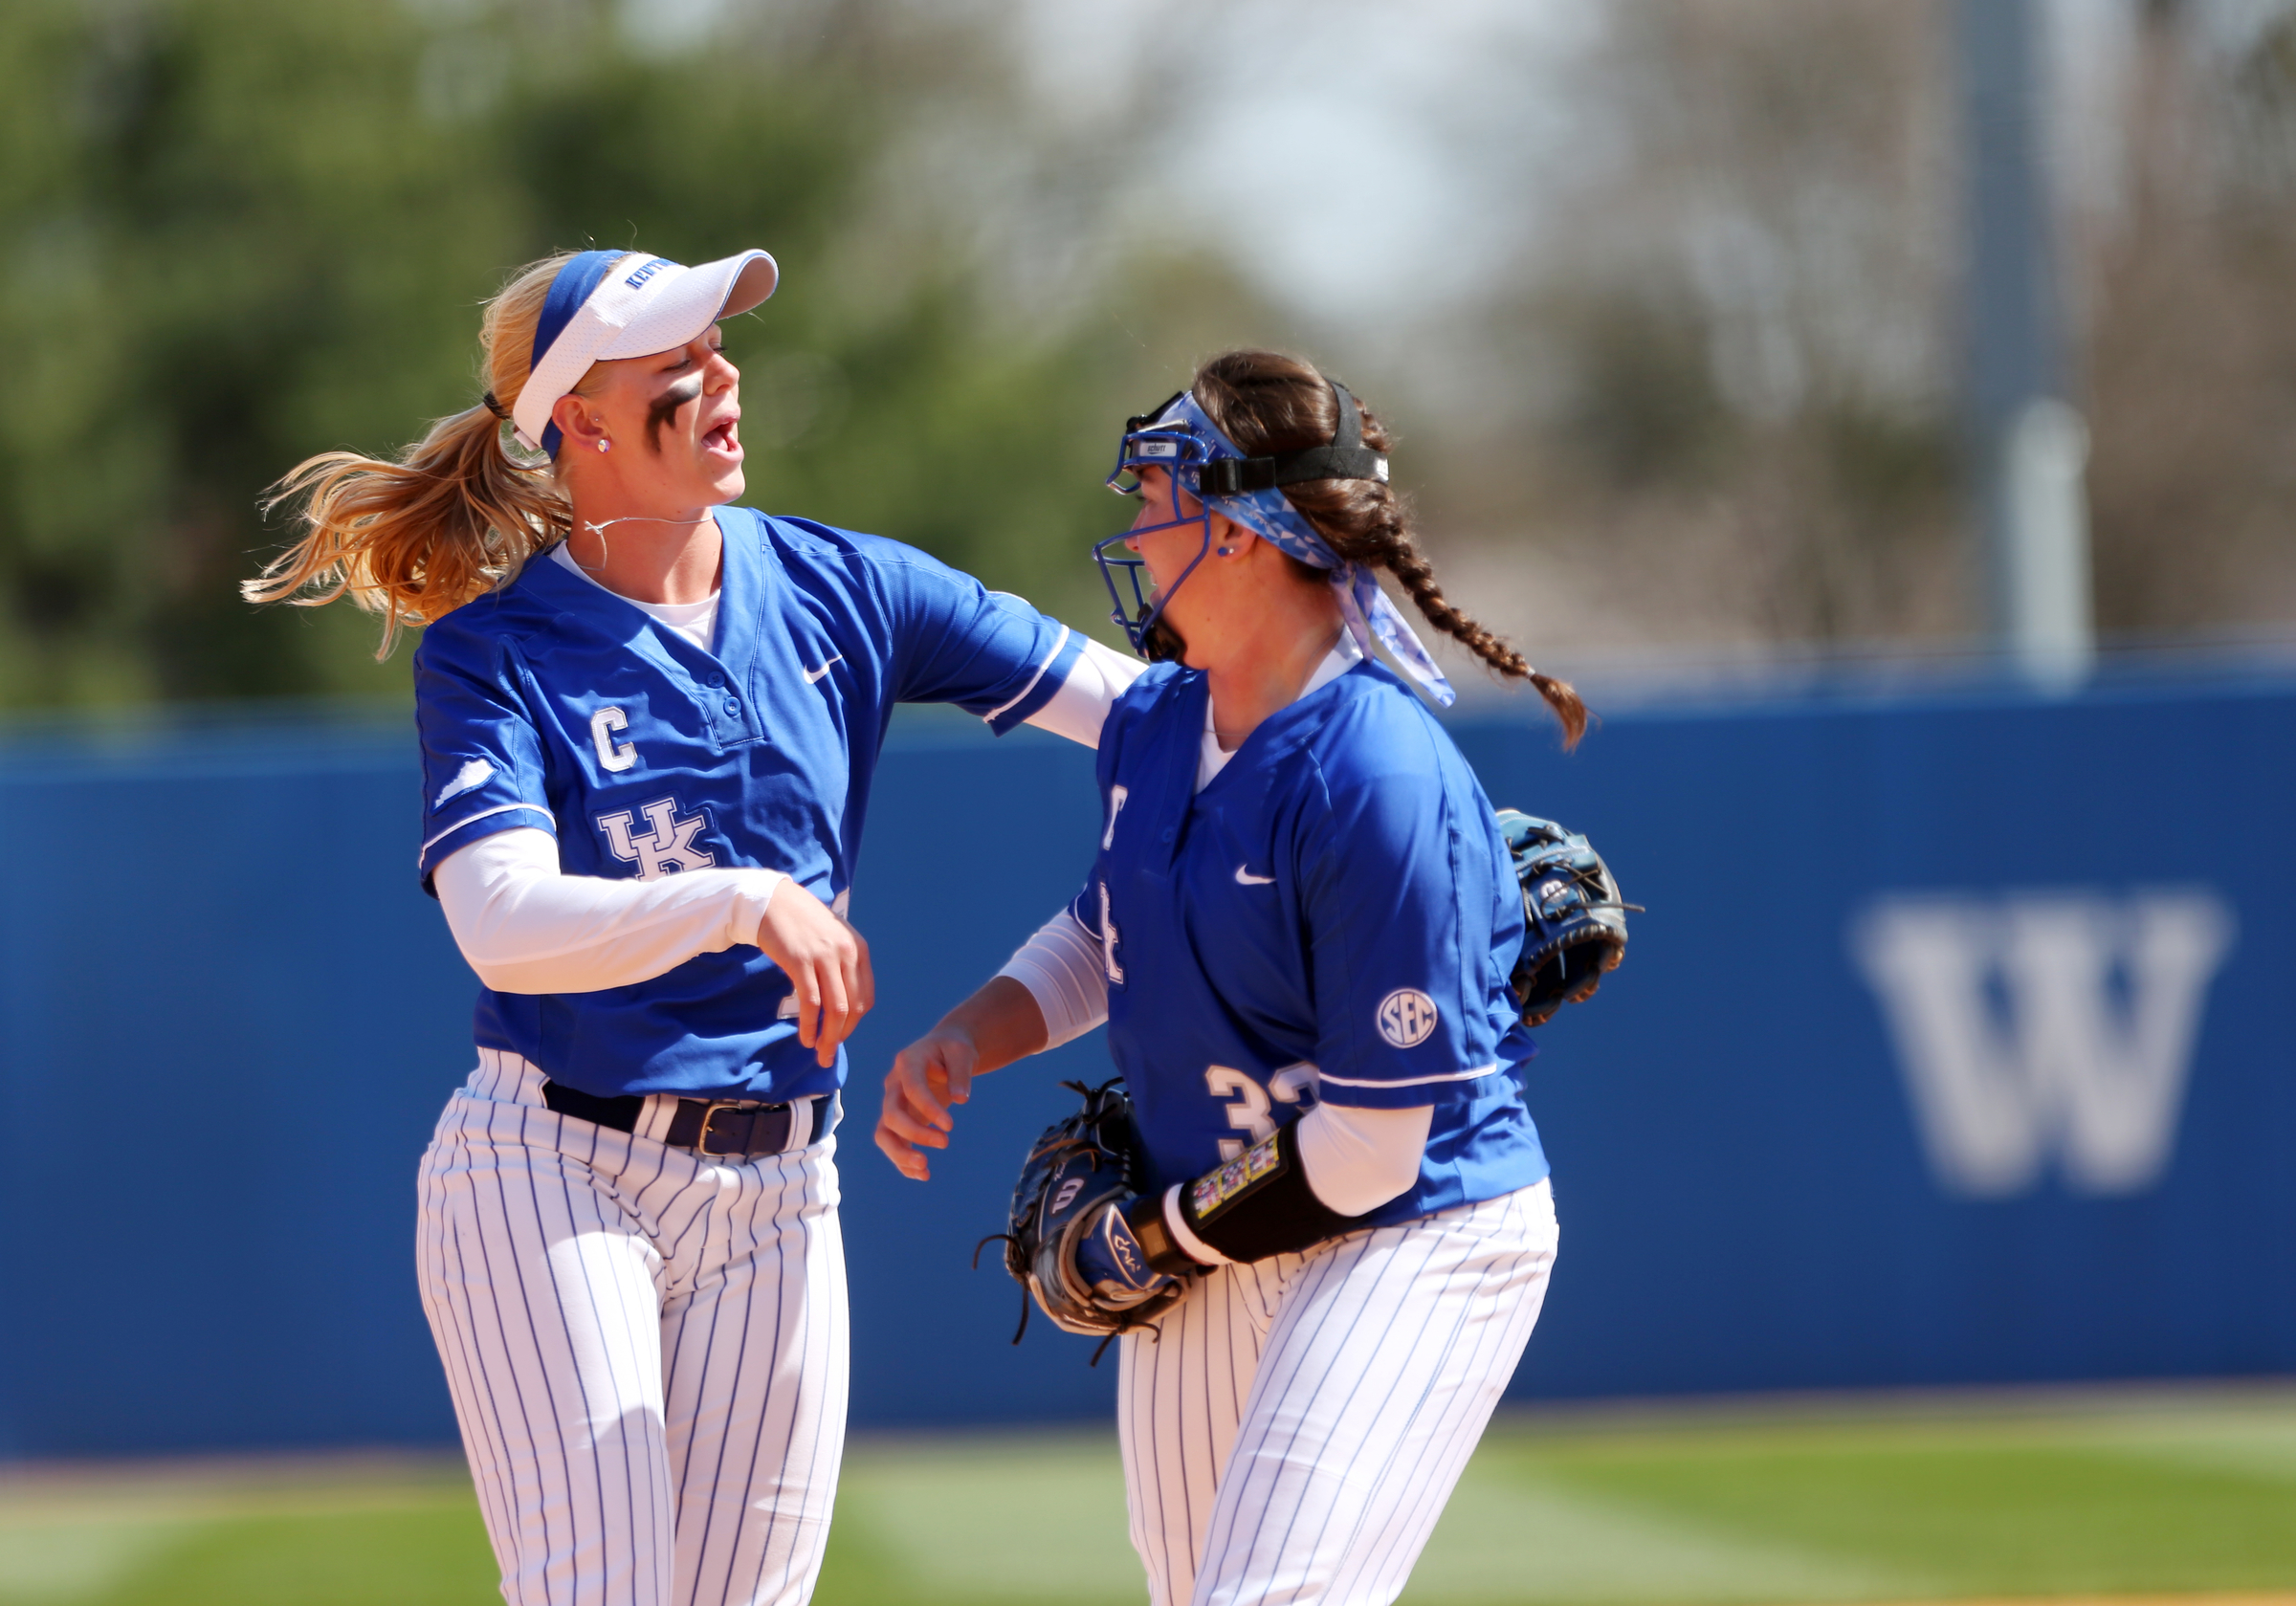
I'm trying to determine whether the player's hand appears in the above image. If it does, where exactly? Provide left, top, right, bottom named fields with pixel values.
left=752, top=880, right=874, bottom=1068
left=875, top=1026, right=977, bottom=1182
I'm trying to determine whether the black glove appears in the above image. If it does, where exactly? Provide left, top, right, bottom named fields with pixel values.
left=991, top=1080, right=1184, bottom=1344
left=1496, top=810, right=1634, bottom=1027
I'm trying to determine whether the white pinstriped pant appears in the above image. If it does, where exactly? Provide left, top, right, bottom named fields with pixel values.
left=1119, top=1179, right=1558, bottom=1606
left=416, top=1050, right=848, bottom=1606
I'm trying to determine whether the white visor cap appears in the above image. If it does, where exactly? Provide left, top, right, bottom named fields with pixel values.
left=512, top=248, right=778, bottom=455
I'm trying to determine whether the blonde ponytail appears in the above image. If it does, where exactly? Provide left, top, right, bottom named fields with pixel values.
left=245, top=251, right=624, bottom=657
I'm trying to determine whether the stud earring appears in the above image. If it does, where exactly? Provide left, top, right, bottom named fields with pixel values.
left=1217, top=545, right=1233, bottom=557
left=597, top=438, right=612, bottom=453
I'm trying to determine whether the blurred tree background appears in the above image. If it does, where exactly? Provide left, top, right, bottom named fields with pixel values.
left=6, top=0, right=2296, bottom=711
left=0, top=0, right=1281, bottom=707
left=1375, top=0, right=2296, bottom=670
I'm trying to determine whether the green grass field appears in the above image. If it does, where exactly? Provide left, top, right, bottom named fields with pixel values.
left=2, top=1390, right=2291, bottom=1606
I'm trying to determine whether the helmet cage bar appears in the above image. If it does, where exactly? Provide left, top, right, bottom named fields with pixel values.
left=1089, top=381, right=1387, bottom=660
left=1094, top=398, right=1219, bottom=659
left=1093, top=537, right=1156, bottom=649
left=1093, top=512, right=1213, bottom=660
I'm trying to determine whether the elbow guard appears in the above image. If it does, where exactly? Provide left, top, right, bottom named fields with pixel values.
left=1122, top=1121, right=1365, bottom=1270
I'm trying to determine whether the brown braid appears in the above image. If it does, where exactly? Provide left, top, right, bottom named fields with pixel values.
left=1190, top=350, right=1588, bottom=747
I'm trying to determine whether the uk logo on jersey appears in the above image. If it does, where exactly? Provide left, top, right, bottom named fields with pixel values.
left=1376, top=989, right=1439, bottom=1048
left=597, top=797, right=718, bottom=879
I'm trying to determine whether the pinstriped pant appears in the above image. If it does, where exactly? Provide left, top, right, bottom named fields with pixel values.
left=1118, top=1179, right=1558, bottom=1606
left=416, top=1050, right=848, bottom=1606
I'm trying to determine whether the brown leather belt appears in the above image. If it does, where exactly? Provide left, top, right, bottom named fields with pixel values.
left=541, top=1079, right=827, bottom=1158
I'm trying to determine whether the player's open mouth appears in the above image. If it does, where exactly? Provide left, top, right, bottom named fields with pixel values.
left=702, top=416, right=740, bottom=457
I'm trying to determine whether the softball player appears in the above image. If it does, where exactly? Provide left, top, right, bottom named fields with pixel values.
left=877, top=350, right=1582, bottom=1606
left=248, top=246, right=1139, bottom=1606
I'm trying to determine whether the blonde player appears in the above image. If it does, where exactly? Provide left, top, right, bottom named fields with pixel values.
left=248, top=246, right=1138, bottom=1606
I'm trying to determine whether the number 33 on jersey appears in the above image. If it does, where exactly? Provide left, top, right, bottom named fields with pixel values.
left=1073, top=659, right=1549, bottom=1224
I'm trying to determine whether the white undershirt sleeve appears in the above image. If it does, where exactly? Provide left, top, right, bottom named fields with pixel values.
left=1293, top=1102, right=1434, bottom=1217
left=1025, top=638, right=1145, bottom=747
left=996, top=908, right=1110, bottom=1048
left=433, top=826, right=785, bottom=995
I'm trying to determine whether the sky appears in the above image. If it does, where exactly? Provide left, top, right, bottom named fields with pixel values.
left=1007, top=0, right=1606, bottom=323
left=999, top=0, right=2194, bottom=331
left=606, top=0, right=2276, bottom=331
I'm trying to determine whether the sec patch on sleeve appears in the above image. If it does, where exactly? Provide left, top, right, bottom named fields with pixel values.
left=1376, top=988, right=1439, bottom=1048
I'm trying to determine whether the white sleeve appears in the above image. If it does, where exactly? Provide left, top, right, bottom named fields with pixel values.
left=996, top=908, right=1110, bottom=1048
left=1295, top=1102, right=1434, bottom=1218
left=1024, top=637, right=1145, bottom=747
left=432, top=827, right=786, bottom=995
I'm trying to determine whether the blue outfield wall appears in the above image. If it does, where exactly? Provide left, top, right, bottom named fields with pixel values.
left=0, top=678, right=2291, bottom=1458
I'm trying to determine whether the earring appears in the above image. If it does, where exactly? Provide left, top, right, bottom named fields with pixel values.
left=1217, top=545, right=1233, bottom=557
left=597, top=438, right=612, bottom=453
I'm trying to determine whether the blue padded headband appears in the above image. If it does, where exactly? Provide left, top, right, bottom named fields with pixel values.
left=527, top=251, right=623, bottom=459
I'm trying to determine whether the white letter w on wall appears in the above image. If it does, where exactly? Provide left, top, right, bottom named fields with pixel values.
left=1850, top=891, right=2235, bottom=1199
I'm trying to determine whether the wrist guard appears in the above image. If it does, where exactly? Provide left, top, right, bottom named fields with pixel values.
left=1123, top=1121, right=1364, bottom=1269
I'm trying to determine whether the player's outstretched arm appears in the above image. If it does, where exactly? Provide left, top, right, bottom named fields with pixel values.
left=875, top=977, right=1048, bottom=1181
left=752, top=880, right=875, bottom=1069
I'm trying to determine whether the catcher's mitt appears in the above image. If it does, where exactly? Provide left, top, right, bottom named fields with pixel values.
left=986, top=1079, right=1183, bottom=1345
left=1497, top=810, right=1635, bottom=1027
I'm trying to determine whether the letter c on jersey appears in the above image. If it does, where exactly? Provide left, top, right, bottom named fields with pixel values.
left=591, top=706, right=636, bottom=772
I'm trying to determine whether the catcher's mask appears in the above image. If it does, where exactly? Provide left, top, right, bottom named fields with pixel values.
left=1093, top=385, right=1400, bottom=667
left=1095, top=392, right=1215, bottom=662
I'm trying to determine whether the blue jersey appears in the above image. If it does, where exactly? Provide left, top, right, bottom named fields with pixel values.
left=1074, top=659, right=1548, bottom=1227
left=413, top=506, right=1085, bottom=1102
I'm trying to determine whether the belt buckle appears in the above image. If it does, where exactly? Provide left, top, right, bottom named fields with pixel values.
left=697, top=1101, right=753, bottom=1157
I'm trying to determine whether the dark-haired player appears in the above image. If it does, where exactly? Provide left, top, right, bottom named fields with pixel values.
left=878, top=352, right=1571, bottom=1606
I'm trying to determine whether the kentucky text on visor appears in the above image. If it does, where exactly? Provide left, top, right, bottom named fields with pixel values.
left=511, top=248, right=779, bottom=459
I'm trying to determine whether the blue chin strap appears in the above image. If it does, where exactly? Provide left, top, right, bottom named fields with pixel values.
left=1095, top=392, right=1214, bottom=661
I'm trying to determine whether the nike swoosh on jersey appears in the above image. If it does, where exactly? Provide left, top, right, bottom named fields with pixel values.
left=1234, top=865, right=1276, bottom=886
left=803, top=655, right=843, bottom=684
